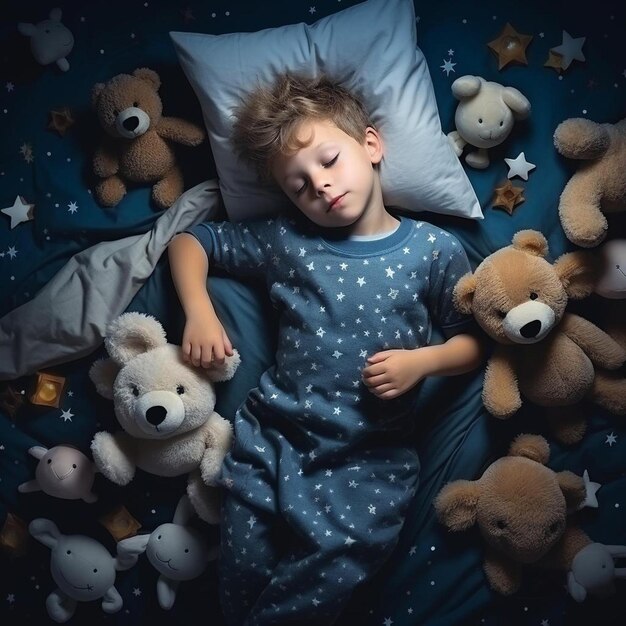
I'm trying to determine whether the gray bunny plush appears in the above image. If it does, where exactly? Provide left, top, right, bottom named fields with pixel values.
left=116, top=494, right=218, bottom=609
left=29, top=518, right=132, bottom=623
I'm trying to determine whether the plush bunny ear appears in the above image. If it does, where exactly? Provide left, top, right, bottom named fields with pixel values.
left=434, top=480, right=481, bottom=531
left=116, top=535, right=150, bottom=570
left=511, top=230, right=548, bottom=257
left=17, top=22, right=37, bottom=37
left=172, top=494, right=195, bottom=526
left=501, top=86, right=531, bottom=119
left=508, top=434, right=550, bottom=464
left=89, top=358, right=120, bottom=400
left=553, top=251, right=598, bottom=300
left=453, top=272, right=477, bottom=315
left=204, top=350, right=241, bottom=383
left=133, top=67, right=161, bottom=90
left=29, top=518, right=61, bottom=550
left=567, top=571, right=588, bottom=603
left=104, top=312, right=167, bottom=366
left=451, top=75, right=482, bottom=100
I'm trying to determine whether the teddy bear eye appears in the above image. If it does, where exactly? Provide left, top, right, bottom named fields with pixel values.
left=530, top=292, right=538, bottom=300
left=497, top=310, right=507, bottom=319
left=133, top=101, right=139, bottom=107
left=72, top=464, right=77, bottom=469
left=93, top=568, right=98, bottom=573
left=131, top=385, right=139, bottom=397
left=496, top=520, right=507, bottom=529
left=66, top=550, right=72, bottom=555
left=47, top=459, right=52, bottom=464
left=177, top=385, right=185, bottom=395
left=548, top=521, right=560, bottom=534
left=499, top=121, right=504, bottom=127
left=478, top=118, right=483, bottom=124
left=184, top=548, right=189, bottom=553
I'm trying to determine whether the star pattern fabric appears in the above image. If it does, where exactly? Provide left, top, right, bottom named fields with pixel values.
left=187, top=214, right=472, bottom=624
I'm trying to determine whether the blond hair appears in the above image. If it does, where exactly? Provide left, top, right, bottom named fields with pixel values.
left=231, top=74, right=373, bottom=181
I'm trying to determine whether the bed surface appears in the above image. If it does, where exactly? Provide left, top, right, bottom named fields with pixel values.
left=1, top=1, right=625, bottom=624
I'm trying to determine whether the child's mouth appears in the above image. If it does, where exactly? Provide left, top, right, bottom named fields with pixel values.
left=328, top=193, right=346, bottom=211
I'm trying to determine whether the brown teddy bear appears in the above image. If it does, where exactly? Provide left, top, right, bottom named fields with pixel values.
left=92, top=67, right=206, bottom=209
left=453, top=230, right=626, bottom=444
left=554, top=117, right=626, bottom=248
left=435, top=434, right=591, bottom=596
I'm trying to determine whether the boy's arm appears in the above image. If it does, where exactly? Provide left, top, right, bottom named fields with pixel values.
left=168, top=233, right=233, bottom=366
left=362, top=332, right=485, bottom=400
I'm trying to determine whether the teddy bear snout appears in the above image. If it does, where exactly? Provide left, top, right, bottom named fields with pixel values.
left=135, top=390, right=185, bottom=437
left=502, top=301, right=556, bottom=344
left=115, top=107, right=150, bottom=139
left=146, top=405, right=167, bottom=426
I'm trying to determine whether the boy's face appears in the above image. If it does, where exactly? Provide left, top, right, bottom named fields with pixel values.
left=271, top=119, right=384, bottom=230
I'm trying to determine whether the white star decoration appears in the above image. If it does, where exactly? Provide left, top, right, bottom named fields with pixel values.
left=606, top=432, right=617, bottom=446
left=1, top=196, right=34, bottom=229
left=505, top=152, right=536, bottom=180
left=440, top=58, right=456, bottom=76
left=60, top=408, right=74, bottom=422
left=577, top=470, right=601, bottom=509
left=551, top=31, right=586, bottom=70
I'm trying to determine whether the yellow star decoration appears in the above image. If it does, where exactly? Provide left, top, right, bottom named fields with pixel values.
left=544, top=50, right=564, bottom=73
left=492, top=180, right=525, bottom=214
left=48, top=107, right=75, bottom=136
left=488, top=23, right=533, bottom=70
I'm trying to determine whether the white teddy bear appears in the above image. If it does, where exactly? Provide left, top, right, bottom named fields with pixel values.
left=89, top=312, right=239, bottom=524
left=447, top=75, right=531, bottom=169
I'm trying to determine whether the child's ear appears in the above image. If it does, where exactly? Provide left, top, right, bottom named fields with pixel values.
left=364, top=127, right=384, bottom=165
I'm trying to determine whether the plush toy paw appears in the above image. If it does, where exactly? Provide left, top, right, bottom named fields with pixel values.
left=465, top=148, right=489, bottom=169
left=447, top=130, right=465, bottom=157
left=90, top=431, right=135, bottom=485
left=95, top=176, right=127, bottom=208
left=187, top=471, right=221, bottom=524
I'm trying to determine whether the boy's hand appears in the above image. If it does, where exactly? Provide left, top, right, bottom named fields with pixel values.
left=362, top=349, right=428, bottom=400
left=182, top=311, right=233, bottom=368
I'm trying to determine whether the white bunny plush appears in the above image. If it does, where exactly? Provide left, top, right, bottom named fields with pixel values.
left=18, top=8, right=74, bottom=72
left=29, top=518, right=132, bottom=623
left=447, top=75, right=531, bottom=169
left=117, top=494, right=218, bottom=609
left=567, top=543, right=626, bottom=602
left=90, top=312, right=238, bottom=524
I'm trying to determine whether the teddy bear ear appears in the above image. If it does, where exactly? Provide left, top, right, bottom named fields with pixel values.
left=555, top=470, right=587, bottom=512
left=507, top=434, right=550, bottom=464
left=91, top=83, right=106, bottom=109
left=501, top=86, right=531, bottom=120
left=104, top=312, right=167, bottom=366
left=434, top=480, right=480, bottom=531
left=553, top=251, right=599, bottom=300
left=553, top=118, right=610, bottom=160
left=89, top=358, right=119, bottom=400
left=204, top=350, right=241, bottom=383
left=453, top=272, right=477, bottom=315
left=133, top=68, right=161, bottom=91
left=511, top=230, right=548, bottom=258
left=451, top=75, right=482, bottom=100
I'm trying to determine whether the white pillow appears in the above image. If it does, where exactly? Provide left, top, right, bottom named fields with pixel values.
left=171, top=0, right=482, bottom=221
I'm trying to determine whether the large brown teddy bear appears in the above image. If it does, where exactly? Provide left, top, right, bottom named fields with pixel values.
left=92, top=67, right=205, bottom=209
left=454, top=230, right=626, bottom=444
left=554, top=117, right=626, bottom=248
left=435, top=434, right=625, bottom=599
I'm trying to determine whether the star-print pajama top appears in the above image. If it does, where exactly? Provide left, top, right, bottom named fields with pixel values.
left=187, top=214, right=473, bottom=625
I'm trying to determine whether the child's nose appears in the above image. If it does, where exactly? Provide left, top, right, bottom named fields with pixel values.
left=312, top=173, right=331, bottom=196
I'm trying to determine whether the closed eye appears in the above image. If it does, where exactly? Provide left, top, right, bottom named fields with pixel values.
left=294, top=181, right=307, bottom=196
left=323, top=154, right=338, bottom=168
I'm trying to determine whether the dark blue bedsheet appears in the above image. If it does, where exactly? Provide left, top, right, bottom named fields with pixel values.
left=1, top=1, right=625, bottom=625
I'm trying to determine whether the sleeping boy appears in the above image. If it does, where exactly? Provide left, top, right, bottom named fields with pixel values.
left=168, top=73, right=484, bottom=625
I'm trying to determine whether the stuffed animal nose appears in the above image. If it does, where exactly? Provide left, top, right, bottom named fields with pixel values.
left=146, top=405, right=167, bottom=426
left=123, top=116, right=139, bottom=132
left=520, top=319, right=542, bottom=339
